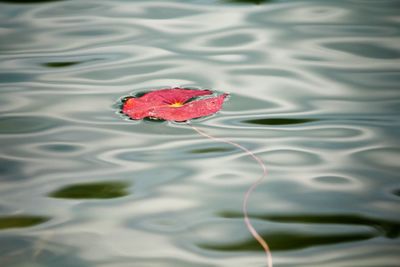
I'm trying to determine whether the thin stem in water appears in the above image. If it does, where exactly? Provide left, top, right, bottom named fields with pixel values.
left=187, top=122, right=273, bottom=267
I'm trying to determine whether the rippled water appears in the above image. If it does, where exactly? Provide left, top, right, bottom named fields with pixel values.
left=1, top=0, right=400, bottom=266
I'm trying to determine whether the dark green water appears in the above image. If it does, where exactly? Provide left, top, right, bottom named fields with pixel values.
left=0, top=0, right=399, bottom=266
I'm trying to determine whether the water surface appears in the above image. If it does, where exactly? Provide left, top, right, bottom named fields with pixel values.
left=0, top=0, right=399, bottom=266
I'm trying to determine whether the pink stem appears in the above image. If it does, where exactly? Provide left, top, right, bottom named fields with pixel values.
left=188, top=122, right=273, bottom=267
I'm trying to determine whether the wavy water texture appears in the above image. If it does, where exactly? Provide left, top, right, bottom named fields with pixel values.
left=189, top=123, right=273, bottom=267
left=0, top=0, right=399, bottom=267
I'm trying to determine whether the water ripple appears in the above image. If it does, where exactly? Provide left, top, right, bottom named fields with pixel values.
left=1, top=0, right=399, bottom=266
left=0, top=115, right=61, bottom=134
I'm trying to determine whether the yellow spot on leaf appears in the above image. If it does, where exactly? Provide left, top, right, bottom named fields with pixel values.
left=169, top=102, right=184, bottom=108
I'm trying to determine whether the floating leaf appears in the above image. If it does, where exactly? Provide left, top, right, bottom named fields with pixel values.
left=121, top=88, right=228, bottom=122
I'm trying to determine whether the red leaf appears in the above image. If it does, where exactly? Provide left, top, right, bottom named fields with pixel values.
left=122, top=88, right=228, bottom=121
left=139, top=88, right=212, bottom=105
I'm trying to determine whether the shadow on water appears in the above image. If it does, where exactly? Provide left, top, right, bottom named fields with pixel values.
left=393, top=188, right=400, bottom=198
left=39, top=143, right=81, bottom=153
left=324, top=42, right=400, bottom=59
left=193, top=213, right=390, bottom=253
left=0, top=0, right=66, bottom=3
left=0, top=158, right=25, bottom=181
left=49, top=181, right=130, bottom=199
left=243, top=118, right=318, bottom=126
left=0, top=236, right=88, bottom=267
left=0, top=215, right=50, bottom=230
left=219, top=212, right=400, bottom=239
left=0, top=116, right=61, bottom=134
left=192, top=211, right=400, bottom=252
left=42, top=62, right=81, bottom=68
left=222, top=0, right=272, bottom=5
left=0, top=73, right=34, bottom=83
left=267, top=214, right=400, bottom=239
left=189, top=147, right=234, bottom=154
left=198, top=231, right=376, bottom=252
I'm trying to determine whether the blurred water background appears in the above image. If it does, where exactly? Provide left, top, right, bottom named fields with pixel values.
left=0, top=0, right=399, bottom=266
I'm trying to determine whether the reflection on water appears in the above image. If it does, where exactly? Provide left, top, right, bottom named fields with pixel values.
left=0, top=215, right=49, bottom=230
left=220, top=212, right=400, bottom=239
left=189, top=146, right=234, bottom=154
left=198, top=230, right=377, bottom=251
left=0, top=236, right=88, bottom=267
left=0, top=0, right=399, bottom=266
left=243, top=118, right=317, bottom=125
left=224, top=0, right=272, bottom=4
left=42, top=61, right=82, bottom=68
left=0, top=116, right=61, bottom=134
left=49, top=181, right=130, bottom=199
left=0, top=0, right=65, bottom=3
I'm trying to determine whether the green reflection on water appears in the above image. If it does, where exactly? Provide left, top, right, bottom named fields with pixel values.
left=219, top=212, right=400, bottom=238
left=189, top=147, right=233, bottom=154
left=0, top=0, right=65, bottom=3
left=203, top=213, right=381, bottom=251
left=0, top=215, right=49, bottom=230
left=49, top=181, right=129, bottom=199
left=223, top=0, right=272, bottom=4
left=243, top=118, right=317, bottom=125
left=198, top=231, right=376, bottom=251
left=43, top=62, right=80, bottom=68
